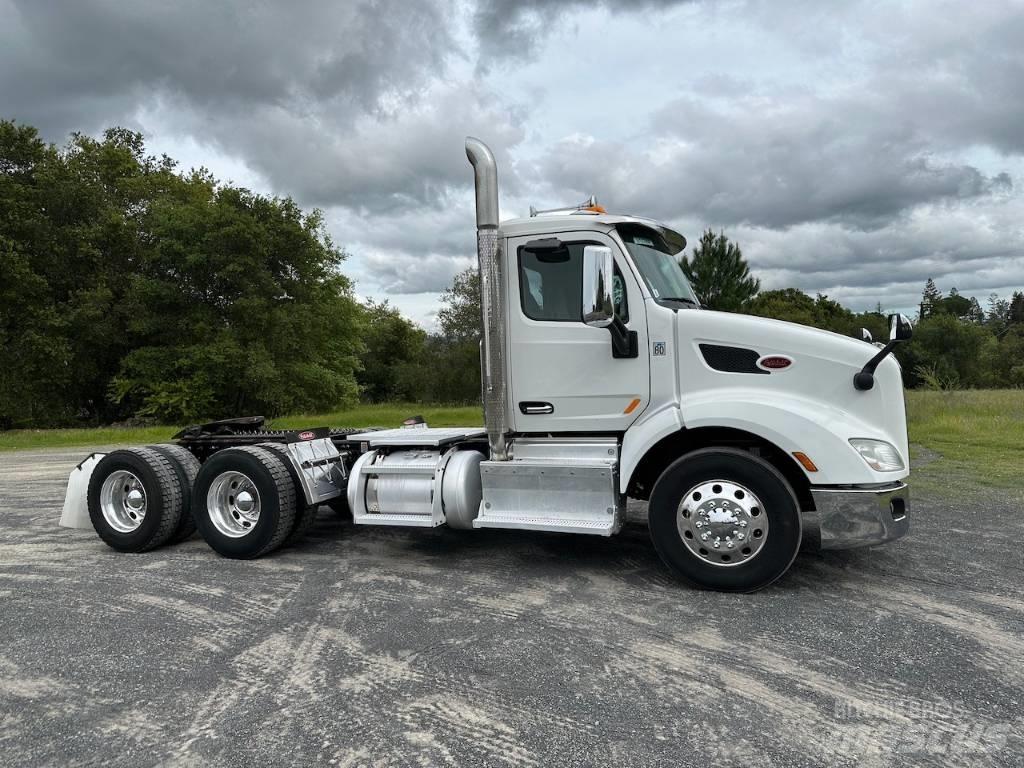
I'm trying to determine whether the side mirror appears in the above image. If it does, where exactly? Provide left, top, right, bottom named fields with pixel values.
left=860, top=328, right=873, bottom=343
left=855, top=313, right=913, bottom=391
left=888, top=313, right=913, bottom=342
left=582, top=245, right=614, bottom=328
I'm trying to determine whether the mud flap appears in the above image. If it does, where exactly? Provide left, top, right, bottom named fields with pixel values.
left=60, top=453, right=106, bottom=530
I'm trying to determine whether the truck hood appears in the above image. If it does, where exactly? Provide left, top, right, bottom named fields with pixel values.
left=670, top=308, right=910, bottom=482
left=687, top=309, right=877, bottom=367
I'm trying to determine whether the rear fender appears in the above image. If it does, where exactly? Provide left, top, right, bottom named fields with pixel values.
left=60, top=453, right=105, bottom=530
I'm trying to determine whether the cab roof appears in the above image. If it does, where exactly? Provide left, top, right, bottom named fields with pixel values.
left=499, top=212, right=687, bottom=254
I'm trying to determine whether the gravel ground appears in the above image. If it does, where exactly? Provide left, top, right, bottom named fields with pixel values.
left=1, top=446, right=1021, bottom=767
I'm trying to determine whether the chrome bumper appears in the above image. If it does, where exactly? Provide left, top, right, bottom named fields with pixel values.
left=805, top=482, right=909, bottom=549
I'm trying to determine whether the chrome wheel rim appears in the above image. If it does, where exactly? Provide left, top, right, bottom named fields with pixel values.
left=677, top=480, right=769, bottom=567
left=207, top=471, right=261, bottom=538
left=100, top=470, right=148, bottom=533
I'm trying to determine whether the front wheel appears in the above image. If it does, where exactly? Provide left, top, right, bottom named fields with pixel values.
left=648, top=448, right=802, bottom=592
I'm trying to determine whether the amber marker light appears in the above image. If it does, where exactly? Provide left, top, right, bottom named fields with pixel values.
left=623, top=398, right=641, bottom=414
left=792, top=452, right=819, bottom=472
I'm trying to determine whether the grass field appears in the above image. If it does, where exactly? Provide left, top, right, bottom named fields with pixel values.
left=2, top=392, right=1020, bottom=490
left=905, top=389, right=1023, bottom=492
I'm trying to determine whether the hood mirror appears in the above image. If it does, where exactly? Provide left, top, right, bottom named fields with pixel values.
left=854, top=313, right=914, bottom=391
left=860, top=328, right=872, bottom=343
left=889, top=313, right=913, bottom=342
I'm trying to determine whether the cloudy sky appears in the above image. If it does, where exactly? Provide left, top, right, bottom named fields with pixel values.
left=3, top=0, right=1023, bottom=326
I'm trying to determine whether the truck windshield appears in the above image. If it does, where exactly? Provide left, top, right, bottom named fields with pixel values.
left=617, top=224, right=699, bottom=307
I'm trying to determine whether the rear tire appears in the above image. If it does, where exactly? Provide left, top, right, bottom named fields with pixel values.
left=87, top=447, right=184, bottom=552
left=192, top=447, right=297, bottom=559
left=648, top=448, right=802, bottom=592
left=257, top=442, right=319, bottom=546
left=150, top=444, right=201, bottom=543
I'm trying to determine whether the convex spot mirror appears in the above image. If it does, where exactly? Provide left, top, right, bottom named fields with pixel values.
left=582, top=245, right=614, bottom=328
left=888, top=313, right=913, bottom=342
left=524, top=237, right=570, bottom=263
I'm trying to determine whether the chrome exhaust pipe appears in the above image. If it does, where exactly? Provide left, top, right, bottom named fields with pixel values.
left=466, top=137, right=508, bottom=460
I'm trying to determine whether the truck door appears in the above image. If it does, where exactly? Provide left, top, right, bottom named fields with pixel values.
left=506, top=230, right=650, bottom=433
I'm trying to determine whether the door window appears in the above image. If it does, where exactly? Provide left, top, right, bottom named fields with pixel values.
left=519, top=242, right=628, bottom=323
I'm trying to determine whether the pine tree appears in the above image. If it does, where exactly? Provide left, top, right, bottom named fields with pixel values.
left=920, top=278, right=941, bottom=319
left=678, top=229, right=759, bottom=312
left=967, top=296, right=985, bottom=324
left=1010, top=291, right=1024, bottom=326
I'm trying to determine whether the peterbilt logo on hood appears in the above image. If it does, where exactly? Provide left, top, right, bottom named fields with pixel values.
left=757, top=355, right=794, bottom=371
left=298, top=430, right=316, bottom=440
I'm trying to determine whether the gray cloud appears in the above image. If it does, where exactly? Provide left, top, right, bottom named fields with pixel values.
left=1, top=0, right=1022, bottom=315
left=0, top=0, right=529, bottom=213
left=543, top=92, right=1014, bottom=231
left=1, top=0, right=453, bottom=138
left=473, top=0, right=692, bottom=60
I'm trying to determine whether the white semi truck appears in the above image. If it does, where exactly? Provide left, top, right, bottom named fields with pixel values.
left=61, top=137, right=912, bottom=591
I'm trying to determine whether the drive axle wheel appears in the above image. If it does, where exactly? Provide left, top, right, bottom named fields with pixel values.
left=257, top=442, right=319, bottom=545
left=87, top=447, right=184, bottom=552
left=192, top=447, right=297, bottom=559
left=648, top=448, right=801, bottom=592
left=151, top=443, right=201, bottom=543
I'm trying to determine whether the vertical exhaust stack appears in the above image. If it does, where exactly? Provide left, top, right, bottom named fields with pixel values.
left=465, top=137, right=509, bottom=460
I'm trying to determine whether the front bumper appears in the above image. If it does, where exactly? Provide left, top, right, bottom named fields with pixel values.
left=805, top=481, right=909, bottom=549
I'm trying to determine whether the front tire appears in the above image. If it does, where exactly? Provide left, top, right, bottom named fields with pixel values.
left=192, top=447, right=297, bottom=559
left=648, top=448, right=802, bottom=592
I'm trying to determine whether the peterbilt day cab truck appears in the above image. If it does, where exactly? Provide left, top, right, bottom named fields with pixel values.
left=60, top=137, right=912, bottom=592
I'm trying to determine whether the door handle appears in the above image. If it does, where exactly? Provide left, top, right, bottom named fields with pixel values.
left=519, top=401, right=554, bottom=415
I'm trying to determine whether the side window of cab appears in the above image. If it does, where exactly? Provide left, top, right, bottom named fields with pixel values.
left=519, top=241, right=629, bottom=323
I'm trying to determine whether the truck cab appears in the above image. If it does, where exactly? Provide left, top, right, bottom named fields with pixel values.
left=64, top=137, right=911, bottom=592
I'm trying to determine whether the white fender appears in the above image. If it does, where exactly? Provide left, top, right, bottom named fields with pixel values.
left=620, top=404, right=683, bottom=493
left=680, top=390, right=903, bottom=485
left=60, top=453, right=105, bottom=530
left=621, top=390, right=907, bottom=491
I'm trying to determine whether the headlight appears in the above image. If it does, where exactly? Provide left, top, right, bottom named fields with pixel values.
left=849, top=438, right=905, bottom=472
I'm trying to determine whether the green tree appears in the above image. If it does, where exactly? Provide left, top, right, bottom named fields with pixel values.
left=987, top=293, right=1010, bottom=338
left=678, top=229, right=759, bottom=311
left=896, top=314, right=997, bottom=388
left=744, top=288, right=879, bottom=338
left=437, top=267, right=481, bottom=341
left=1009, top=291, right=1024, bottom=326
left=920, top=278, right=941, bottom=318
left=426, top=266, right=483, bottom=404
left=0, top=120, right=364, bottom=426
left=936, top=287, right=973, bottom=319
left=356, top=300, right=428, bottom=402
left=111, top=184, right=364, bottom=422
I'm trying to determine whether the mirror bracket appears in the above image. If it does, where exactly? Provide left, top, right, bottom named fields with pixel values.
left=609, top=317, right=638, bottom=359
